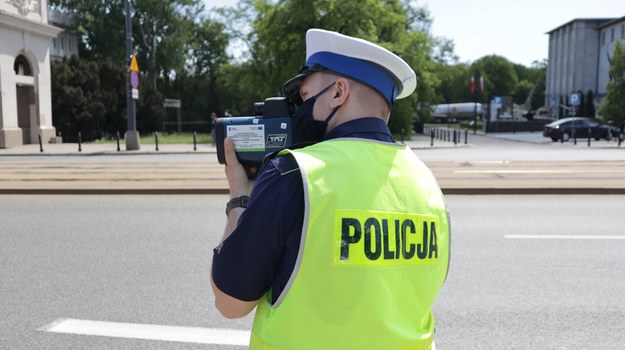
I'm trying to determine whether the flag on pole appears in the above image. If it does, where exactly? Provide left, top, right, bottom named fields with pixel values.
left=470, top=76, right=475, bottom=95
left=479, top=76, right=484, bottom=94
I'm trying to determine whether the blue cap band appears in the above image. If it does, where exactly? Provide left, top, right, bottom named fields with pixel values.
left=306, top=51, right=399, bottom=107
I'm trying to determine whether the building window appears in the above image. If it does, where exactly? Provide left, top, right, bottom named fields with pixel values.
left=611, top=28, right=615, bottom=42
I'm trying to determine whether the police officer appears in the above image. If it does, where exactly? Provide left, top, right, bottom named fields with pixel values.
left=212, top=28, right=450, bottom=350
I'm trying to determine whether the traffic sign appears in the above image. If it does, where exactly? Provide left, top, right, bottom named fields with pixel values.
left=493, top=96, right=502, bottom=105
left=130, top=71, right=139, bottom=89
left=569, top=92, right=581, bottom=106
left=132, top=88, right=139, bottom=100
left=163, top=99, right=181, bottom=108
left=130, top=55, right=139, bottom=72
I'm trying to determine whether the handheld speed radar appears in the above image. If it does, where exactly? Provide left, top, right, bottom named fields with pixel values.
left=215, top=97, right=294, bottom=166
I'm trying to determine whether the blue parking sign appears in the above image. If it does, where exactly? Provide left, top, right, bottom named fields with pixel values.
left=568, top=92, right=581, bottom=106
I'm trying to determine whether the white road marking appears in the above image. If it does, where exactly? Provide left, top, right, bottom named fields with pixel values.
left=39, top=318, right=250, bottom=346
left=455, top=169, right=575, bottom=174
left=467, top=161, right=510, bottom=164
left=505, top=235, right=625, bottom=240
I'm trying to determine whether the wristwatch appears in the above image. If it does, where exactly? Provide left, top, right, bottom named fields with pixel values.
left=225, top=196, right=249, bottom=216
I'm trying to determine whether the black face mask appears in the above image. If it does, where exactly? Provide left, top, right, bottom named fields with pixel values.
left=292, top=82, right=339, bottom=144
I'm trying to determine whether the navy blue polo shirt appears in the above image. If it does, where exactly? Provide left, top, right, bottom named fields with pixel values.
left=212, top=117, right=396, bottom=303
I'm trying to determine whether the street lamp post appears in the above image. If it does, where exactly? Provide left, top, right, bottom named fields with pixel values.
left=125, top=0, right=140, bottom=150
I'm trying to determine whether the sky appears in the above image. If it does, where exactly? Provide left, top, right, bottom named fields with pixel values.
left=206, top=0, right=625, bottom=67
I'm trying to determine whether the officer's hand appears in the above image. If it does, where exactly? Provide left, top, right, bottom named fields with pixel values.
left=223, top=138, right=257, bottom=197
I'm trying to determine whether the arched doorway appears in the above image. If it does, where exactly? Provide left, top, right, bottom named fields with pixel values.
left=14, top=55, right=37, bottom=144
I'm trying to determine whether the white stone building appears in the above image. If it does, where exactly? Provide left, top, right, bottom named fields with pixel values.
left=0, top=0, right=61, bottom=148
left=48, top=7, right=77, bottom=60
left=597, top=17, right=625, bottom=97
left=546, top=16, right=625, bottom=116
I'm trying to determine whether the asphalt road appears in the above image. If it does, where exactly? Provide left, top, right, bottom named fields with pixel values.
left=2, top=195, right=625, bottom=348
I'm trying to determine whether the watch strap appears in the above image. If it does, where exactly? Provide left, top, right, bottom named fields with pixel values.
left=225, top=196, right=249, bottom=216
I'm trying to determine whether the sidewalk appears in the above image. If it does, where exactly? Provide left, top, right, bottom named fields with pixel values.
left=0, top=134, right=465, bottom=156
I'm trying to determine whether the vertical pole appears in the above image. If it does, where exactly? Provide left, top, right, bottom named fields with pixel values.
left=193, top=130, right=197, bottom=151
left=177, top=107, right=182, bottom=134
left=155, top=131, right=159, bottom=151
left=116, top=131, right=121, bottom=151
left=125, top=0, right=139, bottom=150
left=430, top=129, right=434, bottom=147
left=465, top=128, right=468, bottom=144
left=588, top=127, right=591, bottom=147
left=78, top=132, right=82, bottom=152
left=473, top=100, right=477, bottom=135
left=38, top=133, right=43, bottom=152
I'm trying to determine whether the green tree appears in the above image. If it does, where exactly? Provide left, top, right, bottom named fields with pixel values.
left=512, top=60, right=546, bottom=108
left=133, top=0, right=205, bottom=89
left=514, top=79, right=534, bottom=110
left=529, top=59, right=547, bottom=111
left=49, top=0, right=126, bottom=62
left=586, top=90, right=596, bottom=118
left=434, top=63, right=470, bottom=103
left=471, top=55, right=518, bottom=102
left=50, top=0, right=204, bottom=88
left=50, top=0, right=227, bottom=133
left=51, top=57, right=106, bottom=142
left=598, top=41, right=625, bottom=126
left=98, top=58, right=127, bottom=133
left=222, top=0, right=439, bottom=133
left=188, top=19, right=229, bottom=118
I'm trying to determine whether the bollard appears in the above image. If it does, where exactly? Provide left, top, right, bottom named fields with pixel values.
left=38, top=133, right=43, bottom=152
left=155, top=131, right=159, bottom=151
left=193, top=130, right=197, bottom=151
left=588, top=127, right=591, bottom=147
left=116, top=131, right=121, bottom=151
left=430, top=129, right=434, bottom=147
left=453, top=129, right=457, bottom=145
left=465, top=128, right=468, bottom=144
left=78, top=132, right=82, bottom=152
left=573, top=127, right=577, bottom=145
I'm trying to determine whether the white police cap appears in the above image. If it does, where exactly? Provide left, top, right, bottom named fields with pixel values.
left=282, top=28, right=417, bottom=107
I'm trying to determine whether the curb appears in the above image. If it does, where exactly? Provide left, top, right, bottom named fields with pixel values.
left=441, top=188, right=625, bottom=195
left=2, top=188, right=623, bottom=195
left=0, top=188, right=230, bottom=195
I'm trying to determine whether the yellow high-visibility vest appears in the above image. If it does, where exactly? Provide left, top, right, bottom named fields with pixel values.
left=250, top=138, right=450, bottom=350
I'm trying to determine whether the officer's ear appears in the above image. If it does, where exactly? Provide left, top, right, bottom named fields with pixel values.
left=329, top=77, right=350, bottom=109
